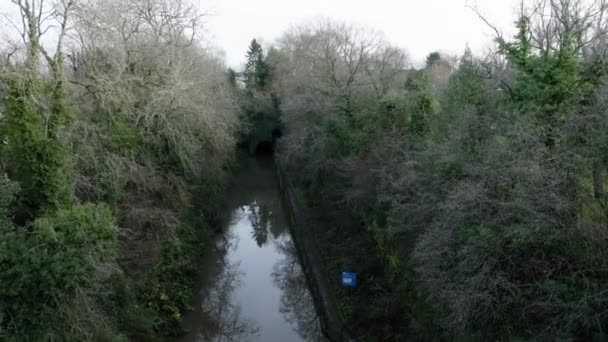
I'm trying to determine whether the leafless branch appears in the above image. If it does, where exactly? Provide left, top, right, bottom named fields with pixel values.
left=467, top=4, right=504, bottom=44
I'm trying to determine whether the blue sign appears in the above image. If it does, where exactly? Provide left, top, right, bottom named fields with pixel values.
left=342, top=272, right=357, bottom=288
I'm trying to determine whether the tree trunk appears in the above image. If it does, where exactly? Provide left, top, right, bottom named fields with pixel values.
left=593, top=160, right=604, bottom=200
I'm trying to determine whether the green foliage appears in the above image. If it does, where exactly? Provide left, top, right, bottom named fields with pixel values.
left=227, top=68, right=238, bottom=87
left=143, top=223, right=203, bottom=334
left=0, top=75, right=72, bottom=215
left=109, top=116, right=144, bottom=153
left=240, top=92, right=281, bottom=153
left=442, top=48, right=486, bottom=113
left=238, top=40, right=281, bottom=153
left=0, top=204, right=118, bottom=339
left=404, top=70, right=439, bottom=136
left=0, top=175, right=19, bottom=218
left=499, top=14, right=588, bottom=148
left=245, top=39, right=271, bottom=91
left=425, top=52, right=442, bottom=69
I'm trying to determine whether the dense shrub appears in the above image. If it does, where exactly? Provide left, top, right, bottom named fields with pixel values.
left=410, top=110, right=608, bottom=339
left=271, top=3, right=608, bottom=339
left=0, top=203, right=118, bottom=339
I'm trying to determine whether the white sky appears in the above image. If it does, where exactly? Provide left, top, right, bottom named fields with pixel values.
left=1, top=0, right=522, bottom=69
left=203, top=0, right=522, bottom=68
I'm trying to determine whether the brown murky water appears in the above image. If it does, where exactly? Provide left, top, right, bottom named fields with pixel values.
left=179, top=156, right=323, bottom=342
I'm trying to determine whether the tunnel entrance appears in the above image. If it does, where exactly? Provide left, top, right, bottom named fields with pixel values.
left=252, top=128, right=282, bottom=155
left=272, top=128, right=282, bottom=140
left=255, top=140, right=275, bottom=155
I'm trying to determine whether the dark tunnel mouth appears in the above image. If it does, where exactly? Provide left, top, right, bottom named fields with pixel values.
left=272, top=128, right=283, bottom=140
left=255, top=140, right=275, bottom=155
left=252, top=128, right=283, bottom=155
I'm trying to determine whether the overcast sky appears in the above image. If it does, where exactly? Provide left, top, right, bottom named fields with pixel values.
left=1, top=0, right=522, bottom=68
left=203, top=0, right=522, bottom=68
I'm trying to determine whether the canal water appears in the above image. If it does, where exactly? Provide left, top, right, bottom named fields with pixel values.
left=180, top=156, right=322, bottom=342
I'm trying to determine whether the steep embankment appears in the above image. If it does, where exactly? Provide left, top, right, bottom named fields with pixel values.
left=0, top=0, right=240, bottom=340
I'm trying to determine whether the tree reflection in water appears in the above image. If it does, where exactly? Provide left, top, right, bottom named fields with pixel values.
left=248, top=201, right=271, bottom=247
left=195, top=230, right=260, bottom=342
left=272, top=239, right=324, bottom=341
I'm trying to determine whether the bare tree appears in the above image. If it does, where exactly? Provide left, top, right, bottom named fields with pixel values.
left=0, top=0, right=76, bottom=141
left=523, top=0, right=608, bottom=56
left=364, top=45, right=409, bottom=98
left=7, top=0, right=75, bottom=74
left=278, top=20, right=387, bottom=115
left=68, top=0, right=239, bottom=177
left=273, top=20, right=404, bottom=160
left=472, top=0, right=608, bottom=63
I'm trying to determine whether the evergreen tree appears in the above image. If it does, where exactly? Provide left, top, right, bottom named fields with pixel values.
left=425, top=52, right=442, bottom=69
left=244, top=39, right=271, bottom=90
left=227, top=68, right=238, bottom=88
left=443, top=47, right=486, bottom=112
left=500, top=15, right=582, bottom=147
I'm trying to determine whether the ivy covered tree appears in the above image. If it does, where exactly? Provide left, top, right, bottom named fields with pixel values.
left=2, top=75, right=72, bottom=216
left=0, top=0, right=75, bottom=216
left=404, top=70, right=438, bottom=136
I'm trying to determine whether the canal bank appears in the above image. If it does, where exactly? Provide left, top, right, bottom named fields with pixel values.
left=275, top=154, right=357, bottom=342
